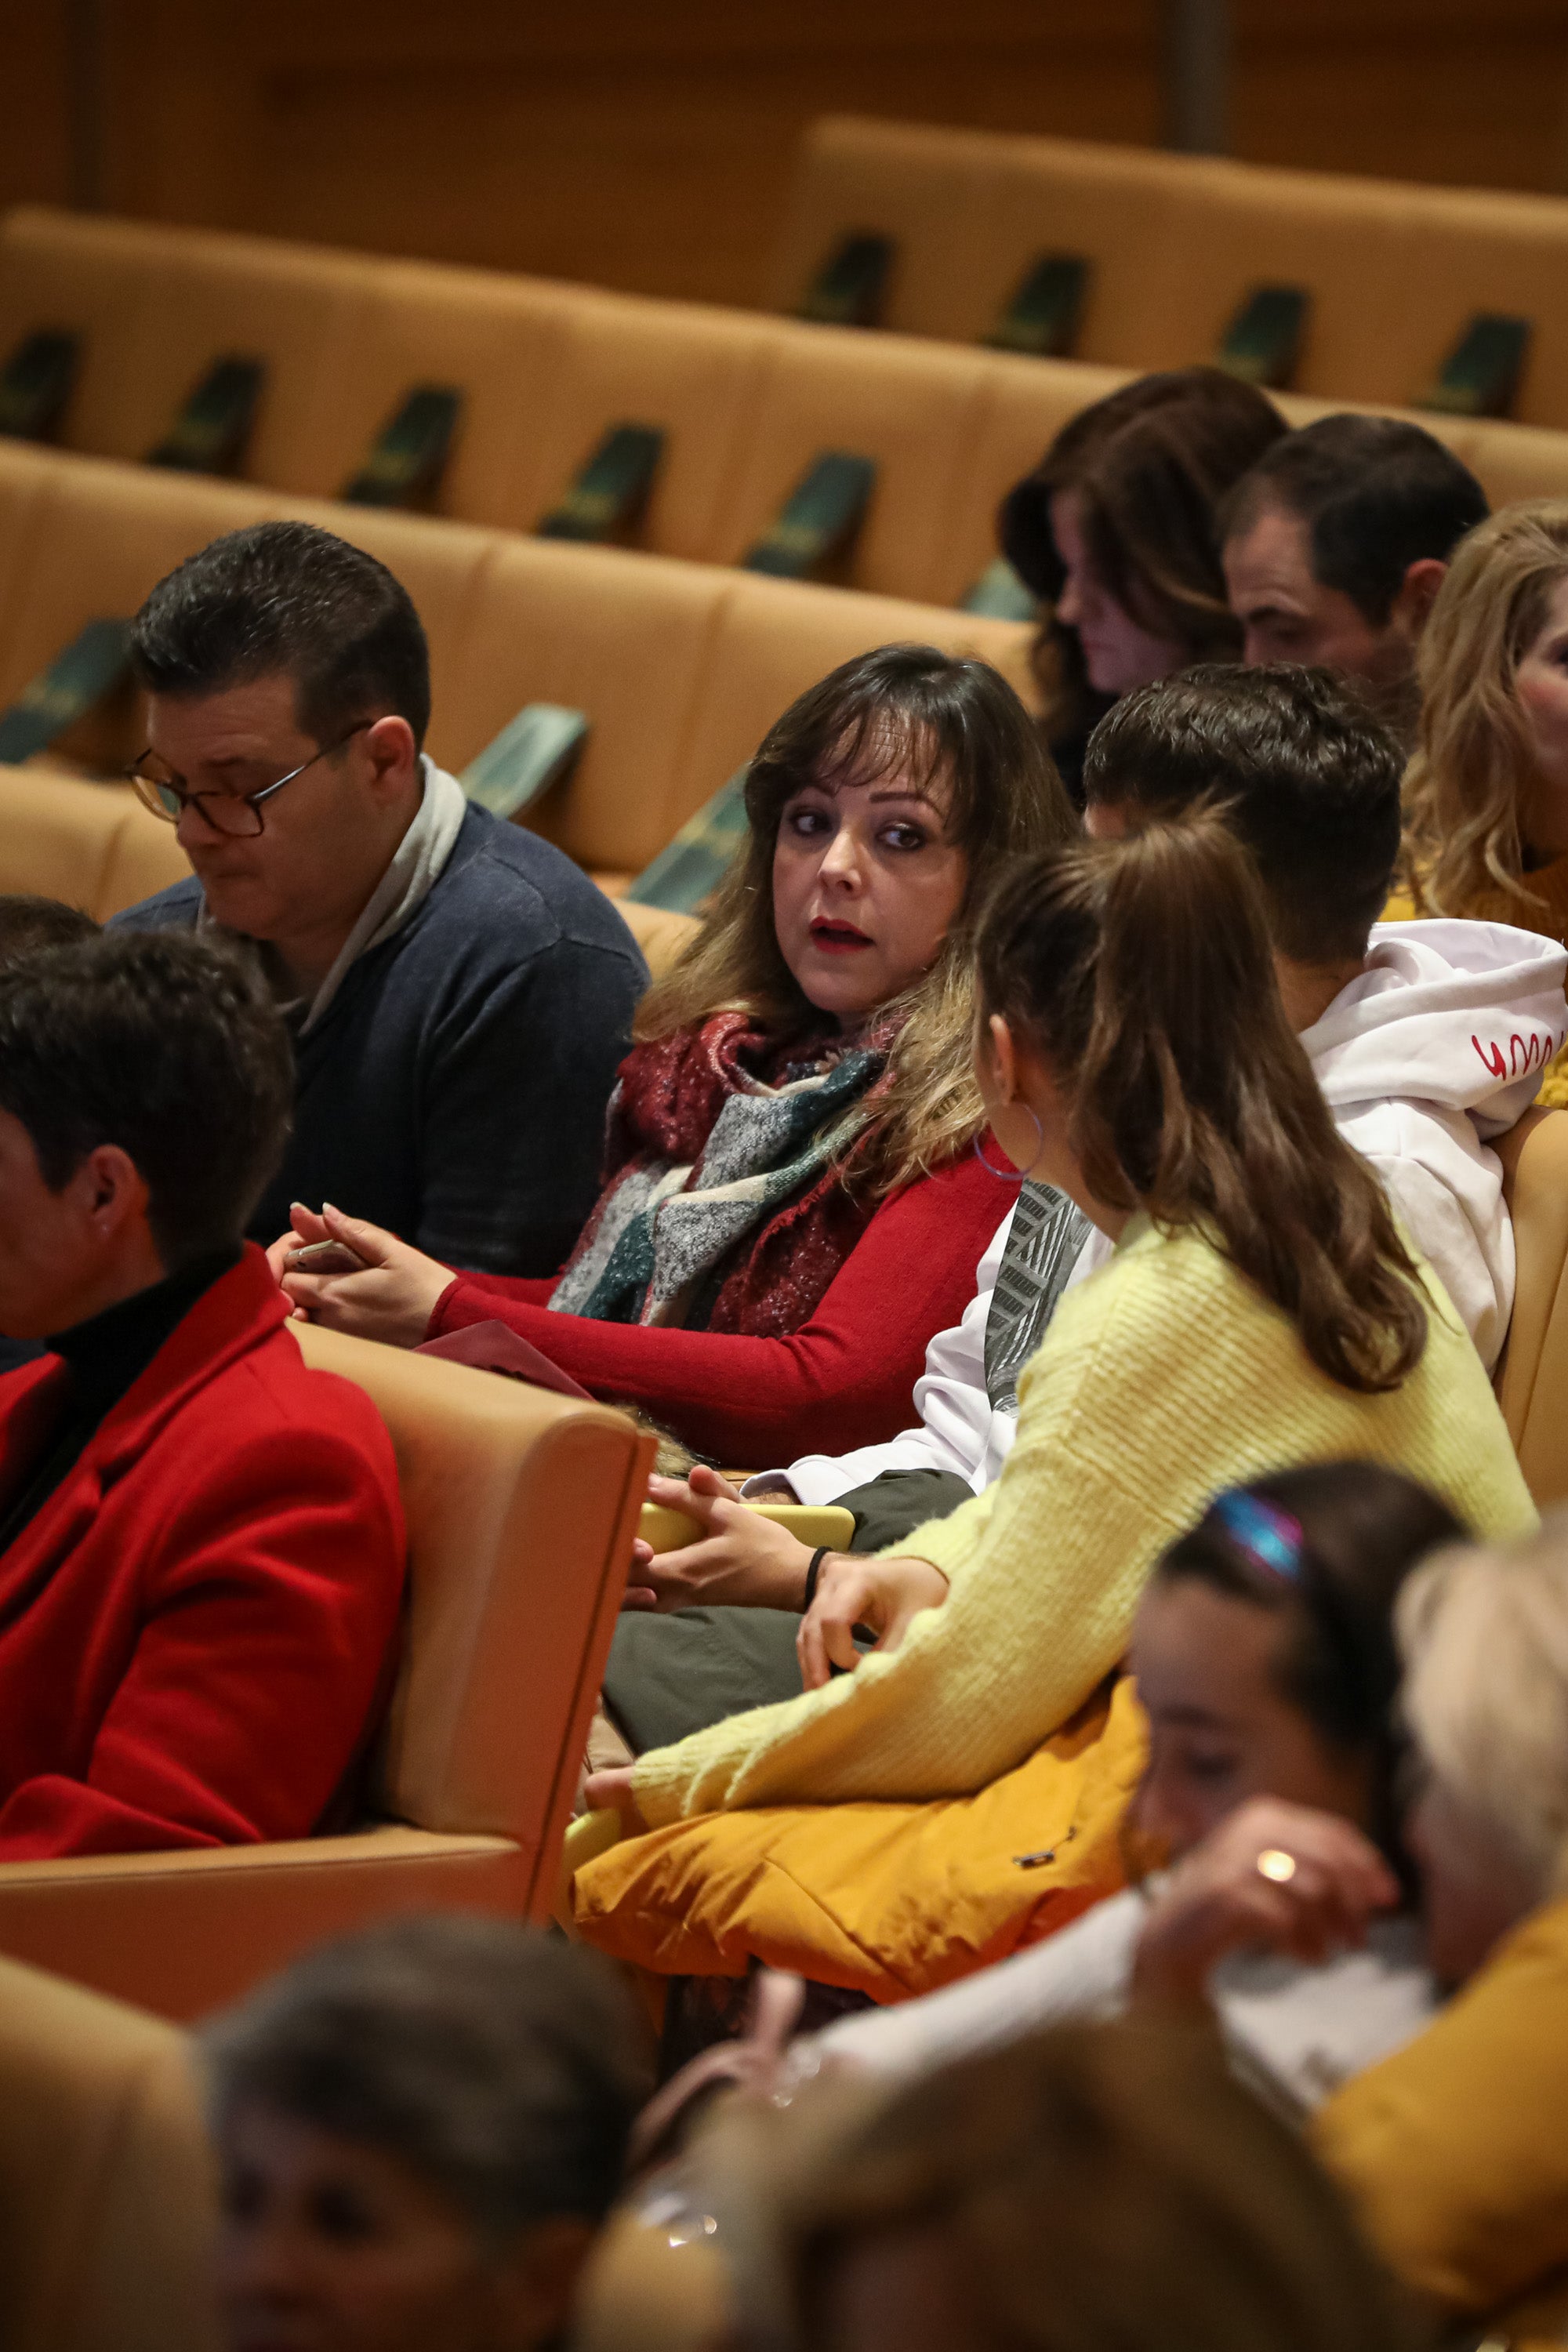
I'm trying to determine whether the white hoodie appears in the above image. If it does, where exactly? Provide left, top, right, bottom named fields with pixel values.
left=765, top=917, right=1567, bottom=1508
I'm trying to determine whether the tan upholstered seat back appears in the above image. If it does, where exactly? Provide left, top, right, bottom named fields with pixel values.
left=1495, top=1107, right=1568, bottom=1506
left=0, top=1954, right=218, bottom=2352
left=769, top=117, right=1568, bottom=426
left=292, top=1325, right=650, bottom=1860
left=0, top=767, right=190, bottom=918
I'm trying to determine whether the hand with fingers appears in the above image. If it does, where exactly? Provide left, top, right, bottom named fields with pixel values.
left=797, top=1552, right=950, bottom=1691
left=583, top=1763, right=648, bottom=1835
left=1131, top=1797, right=1401, bottom=2009
left=625, top=1465, right=818, bottom=1613
left=276, top=1203, right=454, bottom=1345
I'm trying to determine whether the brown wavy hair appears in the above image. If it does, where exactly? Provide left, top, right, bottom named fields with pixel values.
left=774, top=2020, right=1416, bottom=2352
left=1402, top=499, right=1568, bottom=919
left=975, top=814, right=1428, bottom=1392
left=638, top=642, right=1073, bottom=1196
left=1000, top=368, right=1288, bottom=772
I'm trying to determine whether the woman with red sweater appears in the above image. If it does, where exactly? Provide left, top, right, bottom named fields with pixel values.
left=274, top=644, right=1071, bottom=1464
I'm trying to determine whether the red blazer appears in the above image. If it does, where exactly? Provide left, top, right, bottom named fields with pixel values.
left=0, top=1247, right=405, bottom=1861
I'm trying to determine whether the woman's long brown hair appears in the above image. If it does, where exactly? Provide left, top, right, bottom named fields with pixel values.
left=1000, top=368, right=1288, bottom=769
left=976, top=814, right=1428, bottom=1393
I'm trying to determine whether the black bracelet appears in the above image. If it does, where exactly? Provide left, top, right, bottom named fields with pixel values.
left=803, top=1545, right=831, bottom=1613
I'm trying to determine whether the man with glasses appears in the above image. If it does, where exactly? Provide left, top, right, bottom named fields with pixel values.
left=115, top=521, right=647, bottom=1277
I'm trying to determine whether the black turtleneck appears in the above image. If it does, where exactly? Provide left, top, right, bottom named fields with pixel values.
left=0, top=1246, right=241, bottom=1559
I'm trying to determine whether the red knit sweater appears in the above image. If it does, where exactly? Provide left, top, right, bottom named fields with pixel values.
left=426, top=1153, right=1007, bottom=1465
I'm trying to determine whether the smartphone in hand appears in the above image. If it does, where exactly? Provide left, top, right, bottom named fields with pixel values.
left=285, top=1239, right=366, bottom=1276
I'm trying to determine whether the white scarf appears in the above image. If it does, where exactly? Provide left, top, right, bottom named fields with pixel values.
left=199, top=755, right=469, bottom=1034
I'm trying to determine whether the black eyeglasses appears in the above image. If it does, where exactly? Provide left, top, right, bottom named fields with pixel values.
left=126, top=724, right=370, bottom=838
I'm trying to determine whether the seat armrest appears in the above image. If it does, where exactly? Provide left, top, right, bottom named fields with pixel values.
left=0, top=1826, right=527, bottom=2020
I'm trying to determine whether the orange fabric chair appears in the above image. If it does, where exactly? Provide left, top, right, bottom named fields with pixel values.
left=0, top=1327, right=652, bottom=2020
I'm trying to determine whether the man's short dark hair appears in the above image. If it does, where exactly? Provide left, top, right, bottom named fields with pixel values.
left=0, top=932, right=292, bottom=1265
left=1082, top=663, right=1403, bottom=964
left=130, top=521, right=431, bottom=750
left=203, top=1917, right=651, bottom=2244
left=1221, top=416, right=1489, bottom=625
left=0, top=895, right=100, bottom=963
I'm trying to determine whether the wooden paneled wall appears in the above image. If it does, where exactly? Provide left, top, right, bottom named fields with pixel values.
left=2, top=0, right=1567, bottom=308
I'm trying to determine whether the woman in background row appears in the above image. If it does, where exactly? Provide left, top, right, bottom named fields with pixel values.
left=1400, top=498, right=1568, bottom=1104
left=274, top=645, right=1069, bottom=1466
left=1000, top=366, right=1287, bottom=796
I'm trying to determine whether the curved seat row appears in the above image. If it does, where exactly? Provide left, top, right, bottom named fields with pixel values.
left=7, top=207, right=1568, bottom=624
left=0, top=439, right=1028, bottom=891
left=769, top=116, right=1568, bottom=430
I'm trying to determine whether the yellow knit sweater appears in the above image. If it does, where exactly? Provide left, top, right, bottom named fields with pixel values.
left=632, top=1217, right=1537, bottom=1826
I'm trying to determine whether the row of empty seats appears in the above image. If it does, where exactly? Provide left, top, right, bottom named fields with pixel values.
left=770, top=117, right=1568, bottom=429
left=0, top=438, right=1029, bottom=891
left=9, top=207, right=1568, bottom=622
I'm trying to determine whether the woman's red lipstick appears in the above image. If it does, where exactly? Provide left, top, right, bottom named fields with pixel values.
left=810, top=917, right=872, bottom=951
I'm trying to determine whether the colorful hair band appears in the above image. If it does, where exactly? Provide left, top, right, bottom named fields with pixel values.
left=1211, top=1489, right=1305, bottom=1584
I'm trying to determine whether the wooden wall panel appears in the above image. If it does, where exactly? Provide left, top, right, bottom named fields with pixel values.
left=3, top=0, right=1568, bottom=306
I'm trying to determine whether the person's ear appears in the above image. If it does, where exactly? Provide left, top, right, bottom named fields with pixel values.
left=485, top=2215, right=597, bottom=2350
left=1389, top=557, right=1448, bottom=644
left=982, top=1009, right=1022, bottom=1102
left=359, top=713, right=420, bottom=802
left=65, top=1145, right=151, bottom=1248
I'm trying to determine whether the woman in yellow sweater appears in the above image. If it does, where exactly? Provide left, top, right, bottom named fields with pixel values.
left=586, top=815, right=1534, bottom=1834
left=1398, top=499, right=1568, bottom=1105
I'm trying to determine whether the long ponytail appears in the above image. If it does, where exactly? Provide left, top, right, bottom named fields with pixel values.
left=976, top=813, right=1428, bottom=1393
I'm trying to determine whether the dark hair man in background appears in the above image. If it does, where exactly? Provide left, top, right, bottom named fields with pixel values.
left=0, top=931, right=404, bottom=1859
left=113, top=521, right=648, bottom=1277
left=1220, top=417, right=1489, bottom=737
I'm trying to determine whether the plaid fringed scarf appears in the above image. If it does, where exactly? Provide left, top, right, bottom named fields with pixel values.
left=549, top=1011, right=897, bottom=1336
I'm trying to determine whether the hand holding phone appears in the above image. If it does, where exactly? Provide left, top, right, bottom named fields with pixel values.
left=285, top=1239, right=367, bottom=1276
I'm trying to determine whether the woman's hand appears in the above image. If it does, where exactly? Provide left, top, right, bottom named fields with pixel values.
left=583, top=1765, right=648, bottom=1835
left=797, top=1553, right=949, bottom=1690
left=1131, top=1797, right=1400, bottom=2009
left=278, top=1203, right=453, bottom=1347
left=625, top=1466, right=817, bottom=1613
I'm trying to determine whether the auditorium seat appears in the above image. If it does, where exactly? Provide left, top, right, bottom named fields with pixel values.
left=0, top=1327, right=653, bottom=2021
left=1496, top=1106, right=1568, bottom=1508
left=13, top=202, right=1568, bottom=613
left=483, top=287, right=773, bottom=554
left=0, top=1956, right=218, bottom=2352
left=0, top=441, right=1032, bottom=897
left=769, top=118, right=1568, bottom=428
left=0, top=206, right=368, bottom=485
left=0, top=766, right=189, bottom=917
left=710, top=327, right=994, bottom=604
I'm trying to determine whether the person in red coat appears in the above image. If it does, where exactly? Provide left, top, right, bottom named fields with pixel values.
left=0, top=930, right=405, bottom=1860
left=271, top=645, right=1074, bottom=1467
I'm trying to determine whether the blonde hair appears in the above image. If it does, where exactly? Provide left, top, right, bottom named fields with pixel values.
left=638, top=644, right=1072, bottom=1196
left=1403, top=500, right=1568, bottom=918
left=1398, top=1510, right=1568, bottom=1904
